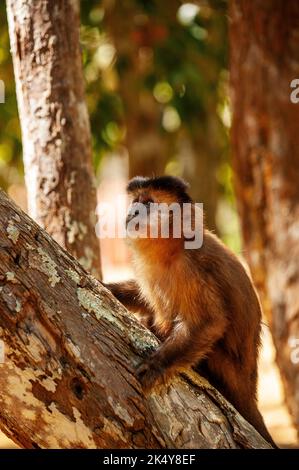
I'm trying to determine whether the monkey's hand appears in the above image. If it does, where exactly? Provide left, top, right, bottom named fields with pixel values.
left=136, top=312, right=227, bottom=393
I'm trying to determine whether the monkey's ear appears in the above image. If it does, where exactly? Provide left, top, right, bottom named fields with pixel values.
left=127, top=176, right=150, bottom=193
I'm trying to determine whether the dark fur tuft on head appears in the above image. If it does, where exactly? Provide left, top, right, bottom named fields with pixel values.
left=127, top=176, right=192, bottom=203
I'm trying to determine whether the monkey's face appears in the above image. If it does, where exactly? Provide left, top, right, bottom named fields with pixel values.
left=125, top=189, right=172, bottom=239
left=125, top=176, right=192, bottom=245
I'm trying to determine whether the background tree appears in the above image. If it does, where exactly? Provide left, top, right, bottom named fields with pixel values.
left=230, top=0, right=299, bottom=432
left=6, top=0, right=101, bottom=278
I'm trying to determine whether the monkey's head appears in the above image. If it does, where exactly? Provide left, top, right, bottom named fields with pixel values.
left=127, top=175, right=192, bottom=205
left=125, top=176, right=195, bottom=250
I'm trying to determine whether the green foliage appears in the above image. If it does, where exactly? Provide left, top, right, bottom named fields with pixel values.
left=0, top=1, right=230, bottom=176
left=0, top=3, right=22, bottom=190
left=79, top=0, right=229, bottom=157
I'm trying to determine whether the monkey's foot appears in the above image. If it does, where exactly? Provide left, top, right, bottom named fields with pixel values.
left=136, top=360, right=166, bottom=393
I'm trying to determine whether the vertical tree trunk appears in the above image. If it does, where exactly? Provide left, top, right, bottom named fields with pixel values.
left=230, top=0, right=299, bottom=431
left=6, top=0, right=101, bottom=279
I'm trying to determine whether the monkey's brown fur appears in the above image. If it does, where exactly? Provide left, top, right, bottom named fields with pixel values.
left=104, top=176, right=276, bottom=447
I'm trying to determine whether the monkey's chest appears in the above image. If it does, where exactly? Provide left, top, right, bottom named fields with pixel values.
left=134, top=254, right=194, bottom=322
left=141, top=269, right=187, bottom=319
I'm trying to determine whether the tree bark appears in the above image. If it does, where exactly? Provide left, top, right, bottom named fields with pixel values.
left=0, top=189, right=271, bottom=448
left=230, top=0, right=299, bottom=431
left=6, top=0, right=101, bottom=278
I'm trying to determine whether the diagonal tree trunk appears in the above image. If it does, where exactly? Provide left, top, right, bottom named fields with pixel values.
left=6, top=0, right=101, bottom=278
left=229, top=0, right=299, bottom=432
left=0, top=189, right=271, bottom=448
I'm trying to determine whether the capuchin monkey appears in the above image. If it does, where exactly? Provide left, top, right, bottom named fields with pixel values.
left=103, top=175, right=276, bottom=447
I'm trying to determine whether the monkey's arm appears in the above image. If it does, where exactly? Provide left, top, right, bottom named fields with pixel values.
left=103, top=280, right=154, bottom=329
left=137, top=295, right=228, bottom=391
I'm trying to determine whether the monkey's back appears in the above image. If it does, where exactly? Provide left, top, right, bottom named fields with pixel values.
left=193, top=231, right=262, bottom=420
